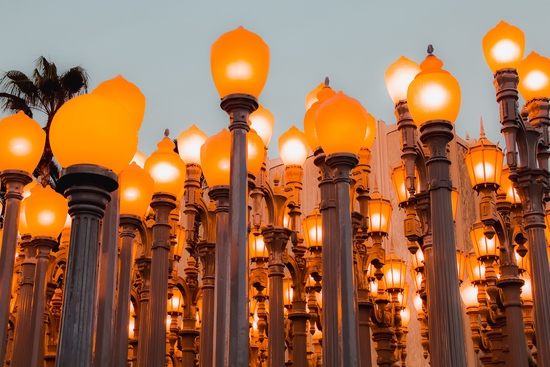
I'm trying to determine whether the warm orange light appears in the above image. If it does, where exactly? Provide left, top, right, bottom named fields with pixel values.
left=516, top=250, right=530, bottom=275
left=18, top=200, right=30, bottom=236
left=25, top=185, right=68, bottom=238
left=131, top=150, right=146, bottom=169
left=249, top=232, right=267, bottom=260
left=460, top=279, right=479, bottom=308
left=465, top=126, right=504, bottom=190
left=119, top=162, right=155, bottom=217
left=367, top=191, right=392, bottom=234
left=362, top=113, right=377, bottom=150
left=500, top=165, right=521, bottom=204
left=456, top=249, right=466, bottom=283
left=92, top=75, right=146, bottom=131
left=518, top=52, right=550, bottom=101
left=521, top=275, right=533, bottom=302
left=470, top=223, right=499, bottom=260
left=248, top=129, right=265, bottom=176
left=482, top=21, right=525, bottom=73
left=303, top=86, right=336, bottom=151
left=168, top=291, right=183, bottom=313
left=383, top=253, right=407, bottom=291
left=210, top=26, right=270, bottom=98
left=391, top=164, right=409, bottom=204
left=279, top=126, right=309, bottom=167
left=22, top=180, right=37, bottom=199
left=302, top=208, right=322, bottom=249
left=177, top=125, right=208, bottom=165
left=128, top=318, right=135, bottom=339
left=0, top=111, right=46, bottom=173
left=407, top=52, right=461, bottom=125
left=451, top=188, right=459, bottom=222
left=144, top=136, right=186, bottom=195
left=200, top=129, right=231, bottom=187
left=385, top=56, right=421, bottom=103
left=400, top=307, right=411, bottom=327
left=410, top=246, right=424, bottom=272
left=249, top=105, right=275, bottom=146
left=305, top=83, right=325, bottom=110
left=315, top=91, right=369, bottom=155
left=50, top=94, right=137, bottom=174
left=413, top=294, right=423, bottom=313
left=283, top=276, right=293, bottom=307
left=412, top=270, right=423, bottom=292
left=466, top=253, right=486, bottom=284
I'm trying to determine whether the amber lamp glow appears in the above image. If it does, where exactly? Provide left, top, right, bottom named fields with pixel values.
left=248, top=129, right=265, bottom=176
left=464, top=123, right=504, bottom=190
left=400, top=307, right=411, bottom=327
left=18, top=200, right=30, bottom=236
left=200, top=129, right=231, bottom=187
left=385, top=56, right=421, bottom=103
left=0, top=111, right=46, bottom=173
left=521, top=276, right=533, bottom=302
left=249, top=232, right=267, bottom=260
left=210, top=26, right=270, bottom=98
left=413, top=294, right=423, bottom=313
left=304, top=85, right=336, bottom=151
left=249, top=105, right=275, bottom=146
left=119, top=162, right=155, bottom=217
left=305, top=83, right=325, bottom=110
left=367, top=191, right=392, bottom=234
left=131, top=150, right=146, bottom=169
left=470, top=222, right=500, bottom=260
left=460, top=279, right=479, bottom=308
left=283, top=277, right=293, bottom=307
left=407, top=51, right=461, bottom=126
left=410, top=246, right=424, bottom=272
left=500, top=165, right=521, bottom=204
left=315, top=91, right=369, bottom=156
left=177, top=125, right=208, bottom=165
left=362, top=113, right=377, bottom=150
left=168, top=291, right=183, bottom=313
left=451, top=188, right=459, bottom=221
left=383, top=253, right=407, bottom=291
left=391, top=163, right=420, bottom=204
left=518, top=52, right=550, bottom=101
left=144, top=136, right=186, bottom=195
left=482, top=21, right=525, bottom=73
left=25, top=185, right=68, bottom=238
left=466, top=253, right=486, bottom=284
left=412, top=270, right=423, bottom=292
left=279, top=126, right=310, bottom=167
left=456, top=249, right=466, bottom=283
left=50, top=93, right=137, bottom=174
left=516, top=250, right=530, bottom=275
left=303, top=208, right=322, bottom=249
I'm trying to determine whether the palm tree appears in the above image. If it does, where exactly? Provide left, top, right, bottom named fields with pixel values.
left=0, top=56, right=89, bottom=187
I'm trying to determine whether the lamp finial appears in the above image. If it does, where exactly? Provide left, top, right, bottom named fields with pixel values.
left=427, top=44, right=434, bottom=55
left=479, top=117, right=486, bottom=138
left=164, top=128, right=170, bottom=138
left=324, top=76, right=330, bottom=86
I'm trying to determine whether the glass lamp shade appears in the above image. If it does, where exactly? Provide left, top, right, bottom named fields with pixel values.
left=279, top=126, right=309, bottom=167
left=470, top=222, right=500, bottom=260
left=398, top=284, right=409, bottom=308
left=18, top=199, right=30, bottom=236
left=466, top=253, right=486, bottom=284
left=465, top=135, right=504, bottom=189
left=144, top=137, right=186, bottom=195
left=456, top=249, right=466, bottom=283
left=382, top=253, right=407, bottom=291
left=500, top=165, right=521, bottom=204
left=385, top=56, right=421, bottom=103
left=177, top=125, right=208, bottom=165
left=407, top=53, right=461, bottom=126
left=283, top=277, right=293, bottom=307
left=248, top=129, right=265, bottom=176
left=391, top=163, right=421, bottom=205
left=305, top=83, right=325, bottom=110
left=516, top=250, right=530, bottom=275
left=200, top=129, right=231, bottom=186
left=119, top=162, right=155, bottom=217
left=249, top=232, right=267, bottom=260
left=413, top=294, right=423, bottom=313
left=128, top=318, right=136, bottom=339
left=210, top=26, right=270, bottom=98
left=460, top=280, right=479, bottom=308
left=367, top=191, right=392, bottom=234
left=400, top=307, right=411, bottom=327
left=521, top=276, right=533, bottom=302
left=362, top=113, right=377, bottom=150
left=410, top=246, right=424, bottom=271
left=25, top=185, right=68, bottom=238
left=482, top=21, right=525, bottom=73
left=92, top=75, right=146, bottom=131
left=0, top=111, right=46, bottom=173
left=168, top=291, right=183, bottom=313
left=451, top=188, right=459, bottom=221
left=412, top=270, right=423, bottom=292
left=23, top=180, right=37, bottom=199
left=303, top=208, right=322, bottom=249
left=50, top=93, right=137, bottom=174
left=315, top=91, right=369, bottom=156
left=249, top=105, right=275, bottom=147
left=303, top=86, right=336, bottom=151
left=131, top=150, right=146, bottom=169
left=518, top=52, right=550, bottom=101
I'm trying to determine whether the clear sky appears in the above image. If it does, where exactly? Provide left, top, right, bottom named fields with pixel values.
left=2, top=0, right=550, bottom=159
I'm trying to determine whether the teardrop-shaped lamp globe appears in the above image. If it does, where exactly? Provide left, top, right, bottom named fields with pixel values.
left=25, top=185, right=68, bottom=238
left=119, top=162, right=155, bottom=217
left=144, top=136, right=186, bottom=195
left=200, top=129, right=232, bottom=187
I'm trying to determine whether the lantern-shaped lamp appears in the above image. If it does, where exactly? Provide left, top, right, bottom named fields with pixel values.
left=470, top=222, right=500, bottom=260
left=521, top=275, right=533, bottom=302
left=518, top=52, right=550, bottom=102
left=500, top=165, right=521, bottom=205
left=451, top=188, right=459, bottom=221
left=283, top=276, right=293, bottom=308
left=367, top=191, right=392, bottom=235
left=25, top=185, right=68, bottom=238
left=279, top=126, right=309, bottom=167
left=168, top=290, right=183, bottom=314
left=411, top=269, right=423, bottom=292
left=410, top=246, right=424, bottom=272
left=516, top=249, right=530, bottom=275
left=464, top=123, right=504, bottom=191
left=385, top=56, right=421, bottom=103
left=119, top=162, right=155, bottom=217
left=200, top=129, right=231, bottom=187
left=413, top=294, right=423, bottom=313
left=460, top=279, right=479, bottom=308
left=466, top=253, right=486, bottom=284
left=303, top=208, right=322, bottom=249
left=400, top=307, right=411, bottom=328
left=383, top=253, right=407, bottom=292
left=249, top=232, right=268, bottom=261
left=304, top=85, right=336, bottom=151
left=482, top=21, right=525, bottom=73
left=249, top=105, right=275, bottom=147
left=305, top=82, right=325, bottom=110
left=177, top=125, right=208, bottom=166
left=144, top=135, right=186, bottom=195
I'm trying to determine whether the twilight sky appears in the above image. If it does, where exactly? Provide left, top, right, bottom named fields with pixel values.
left=2, top=0, right=550, bottom=159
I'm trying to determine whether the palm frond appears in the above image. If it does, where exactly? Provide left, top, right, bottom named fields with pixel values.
left=0, top=92, right=33, bottom=117
left=60, top=66, right=89, bottom=98
left=0, top=70, right=39, bottom=104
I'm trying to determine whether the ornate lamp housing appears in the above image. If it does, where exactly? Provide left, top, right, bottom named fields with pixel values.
left=144, top=135, right=187, bottom=196
left=367, top=191, right=392, bottom=235
left=302, top=208, right=322, bottom=250
left=119, top=162, right=155, bottom=217
left=466, top=253, right=486, bottom=285
left=210, top=26, right=270, bottom=98
left=391, top=163, right=420, bottom=205
left=400, top=308, right=411, bottom=328
left=383, top=253, right=407, bottom=292
left=385, top=56, right=421, bottom=104
left=0, top=112, right=45, bottom=173
left=500, top=165, right=521, bottom=205
left=168, top=290, right=183, bottom=314
left=279, top=126, right=310, bottom=167
left=460, top=279, right=479, bottom=308
left=25, top=185, right=68, bottom=238
left=249, top=231, right=268, bottom=261
left=410, top=246, right=424, bottom=272
left=249, top=105, right=275, bottom=147
left=464, top=125, right=504, bottom=191
left=482, top=21, right=525, bottom=73
left=177, top=125, right=208, bottom=166
left=304, top=84, right=336, bottom=151
left=470, top=222, right=500, bottom=261
left=518, top=52, right=550, bottom=101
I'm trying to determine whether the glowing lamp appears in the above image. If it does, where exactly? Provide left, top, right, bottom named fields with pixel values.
left=22, top=180, right=37, bottom=199
left=470, top=222, right=499, bottom=260
left=367, top=191, right=392, bottom=234
left=177, top=125, right=208, bottom=165
left=385, top=56, right=421, bottom=103
left=383, top=253, right=407, bottom=291
left=92, top=75, right=146, bottom=130
left=50, top=94, right=137, bottom=174
left=521, top=276, right=533, bottom=302
left=303, top=86, right=336, bottom=151
left=451, top=188, right=459, bottom=221
left=210, top=26, right=270, bottom=98
left=518, top=52, right=550, bottom=101
left=0, top=111, right=45, bottom=173
left=248, top=129, right=265, bottom=176
left=362, top=113, right=377, bottom=150
left=283, top=277, right=293, bottom=307
left=128, top=318, right=135, bottom=339
left=18, top=200, right=30, bottom=236
left=166, top=315, right=172, bottom=332
left=500, top=165, right=521, bottom=204
left=400, top=307, right=411, bottom=327
left=305, top=82, right=325, bottom=110
left=398, top=284, right=409, bottom=308
left=249, top=232, right=267, bottom=260
left=464, top=127, right=504, bottom=190
left=315, top=91, right=369, bottom=156
left=168, top=291, right=183, bottom=313
left=119, top=162, right=155, bottom=217
left=412, top=270, right=423, bottom=292
left=413, top=294, right=423, bottom=313
left=25, top=185, right=68, bottom=238
left=249, top=105, right=275, bottom=146
left=144, top=136, right=186, bottom=195
left=456, top=249, right=466, bottom=283
left=131, top=150, right=146, bottom=169
left=460, top=280, right=479, bottom=308
left=200, top=129, right=231, bottom=187
left=407, top=51, right=461, bottom=125
left=466, top=253, right=486, bottom=284
left=515, top=250, right=530, bottom=275
left=279, top=126, right=309, bottom=167
left=302, top=208, right=322, bottom=249
left=482, top=21, right=525, bottom=73
left=410, top=246, right=424, bottom=272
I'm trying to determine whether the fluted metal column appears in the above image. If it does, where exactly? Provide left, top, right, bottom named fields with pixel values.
left=136, top=255, right=151, bottom=367
left=145, top=192, right=176, bottom=367
left=180, top=321, right=200, bottom=367
left=0, top=171, right=32, bottom=362
left=198, top=241, right=215, bottom=367
left=55, top=164, right=118, bottom=367
left=419, top=120, right=467, bottom=367
left=357, top=293, right=374, bottom=367
left=288, top=300, right=310, bottom=367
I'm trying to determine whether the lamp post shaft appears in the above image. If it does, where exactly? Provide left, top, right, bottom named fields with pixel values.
left=198, top=241, right=216, bottom=367
left=289, top=300, right=310, bottom=367
left=136, top=255, right=152, bottom=367
left=419, top=120, right=467, bottom=367
left=358, top=299, right=374, bottom=367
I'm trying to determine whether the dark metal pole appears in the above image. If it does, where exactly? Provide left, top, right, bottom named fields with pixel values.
left=357, top=295, right=374, bottom=367
left=136, top=255, right=152, bottom=367
left=419, top=120, right=467, bottom=367
left=288, top=300, right=310, bottom=367
left=0, top=171, right=32, bottom=362
left=55, top=164, right=118, bottom=367
left=198, top=241, right=215, bottom=367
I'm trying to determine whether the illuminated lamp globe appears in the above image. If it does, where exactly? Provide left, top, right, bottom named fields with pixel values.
left=460, top=279, right=479, bottom=308
left=200, top=129, right=231, bottom=187
left=249, top=232, right=268, bottom=260
left=500, top=165, right=521, bottom=205
left=482, top=21, right=525, bottom=73
left=451, top=188, right=459, bottom=222
left=248, top=129, right=265, bottom=176
left=305, top=82, right=325, bottom=110
left=521, top=276, right=533, bottom=302
left=303, top=86, right=336, bottom=151
left=407, top=50, right=461, bottom=126
left=385, top=56, right=421, bottom=103
left=50, top=93, right=137, bottom=174
left=131, top=150, right=146, bottom=169
left=302, top=208, right=322, bottom=249
left=400, top=307, right=411, bottom=327
left=249, top=105, right=275, bottom=146
left=367, top=191, right=392, bottom=234
left=279, top=126, right=309, bottom=167
left=0, top=111, right=45, bottom=173
left=144, top=135, right=186, bottom=195
left=92, top=75, right=146, bottom=130
left=177, top=125, right=208, bottom=165
left=25, top=185, right=68, bottom=238
left=518, top=52, right=550, bottom=101
left=466, top=253, right=486, bottom=284
left=168, top=291, right=183, bottom=313
left=362, top=113, right=377, bottom=150
left=18, top=200, right=30, bottom=236
left=119, top=162, right=155, bottom=217
left=315, top=91, right=369, bottom=156
left=210, top=26, right=270, bottom=98
left=464, top=122, right=503, bottom=190
left=413, top=294, right=423, bottom=313
left=382, top=253, right=407, bottom=291
left=23, top=180, right=37, bottom=199
left=470, top=222, right=499, bottom=260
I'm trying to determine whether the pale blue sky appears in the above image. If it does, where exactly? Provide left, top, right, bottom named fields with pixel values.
left=2, top=1, right=550, bottom=159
